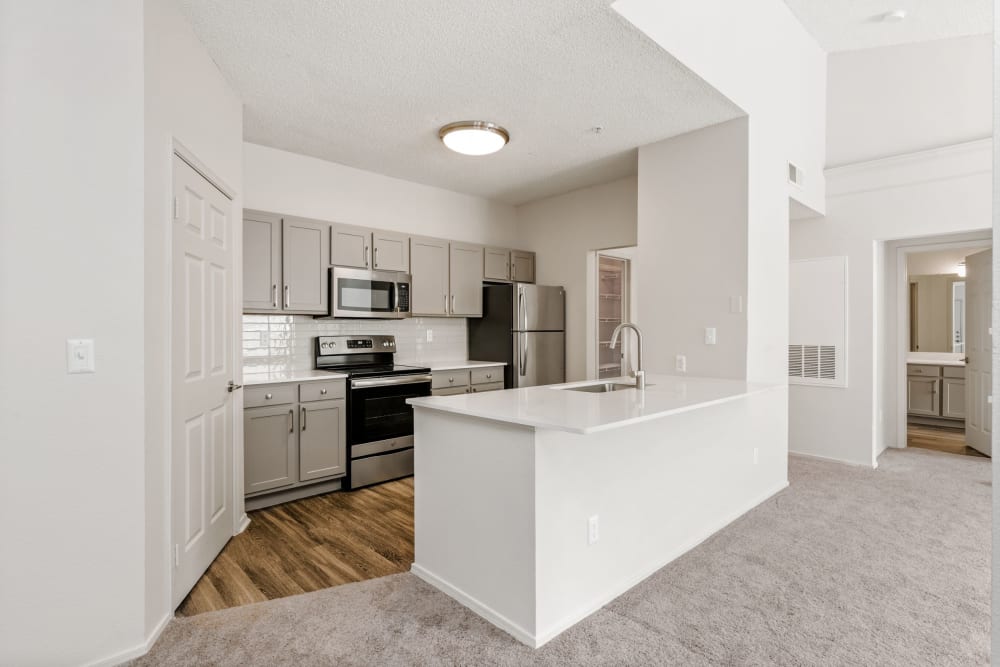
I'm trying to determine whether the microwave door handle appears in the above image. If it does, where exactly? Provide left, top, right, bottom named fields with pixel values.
left=393, top=281, right=400, bottom=313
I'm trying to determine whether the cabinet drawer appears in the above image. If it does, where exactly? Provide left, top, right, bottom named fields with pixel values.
left=471, top=367, right=503, bottom=385
left=245, top=384, right=297, bottom=407
left=432, top=370, right=470, bottom=389
left=907, top=365, right=941, bottom=377
left=943, top=366, right=966, bottom=379
left=432, top=386, right=470, bottom=397
left=299, top=380, right=346, bottom=402
left=470, top=381, right=504, bottom=393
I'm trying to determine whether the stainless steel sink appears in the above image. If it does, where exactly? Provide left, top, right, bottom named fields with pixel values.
left=563, top=382, right=636, bottom=393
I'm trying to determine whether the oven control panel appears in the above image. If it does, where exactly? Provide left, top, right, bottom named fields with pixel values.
left=316, top=335, right=396, bottom=356
left=396, top=283, right=410, bottom=312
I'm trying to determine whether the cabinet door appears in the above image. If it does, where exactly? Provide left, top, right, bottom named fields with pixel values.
left=330, top=223, right=372, bottom=268
left=511, top=250, right=535, bottom=284
left=243, top=212, right=281, bottom=312
left=907, top=377, right=940, bottom=416
left=410, top=237, right=450, bottom=316
left=299, top=399, right=346, bottom=481
left=450, top=243, right=484, bottom=317
left=484, top=247, right=511, bottom=281
left=244, top=405, right=297, bottom=494
left=282, top=217, right=329, bottom=313
left=942, top=378, right=966, bottom=419
left=373, top=231, right=410, bottom=272
left=432, top=386, right=471, bottom=396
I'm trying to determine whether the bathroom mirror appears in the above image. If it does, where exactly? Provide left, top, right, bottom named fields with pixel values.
left=909, top=273, right=964, bottom=353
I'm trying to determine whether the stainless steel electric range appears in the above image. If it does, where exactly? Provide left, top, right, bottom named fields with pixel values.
left=314, top=335, right=430, bottom=489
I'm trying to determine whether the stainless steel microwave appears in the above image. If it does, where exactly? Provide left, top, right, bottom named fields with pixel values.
left=323, top=266, right=411, bottom=319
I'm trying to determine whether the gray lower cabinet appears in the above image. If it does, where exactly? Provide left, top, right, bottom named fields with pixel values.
left=907, top=364, right=965, bottom=421
left=244, top=381, right=347, bottom=505
left=299, top=399, right=346, bottom=481
left=942, top=378, right=966, bottom=419
left=244, top=403, right=297, bottom=494
left=430, top=366, right=505, bottom=396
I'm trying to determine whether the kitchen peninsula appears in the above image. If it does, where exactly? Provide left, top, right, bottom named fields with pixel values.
left=408, top=375, right=787, bottom=647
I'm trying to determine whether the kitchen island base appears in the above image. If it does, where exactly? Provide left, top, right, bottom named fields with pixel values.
left=410, top=384, right=787, bottom=647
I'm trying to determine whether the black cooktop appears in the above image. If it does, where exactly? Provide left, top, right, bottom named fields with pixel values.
left=319, top=363, right=430, bottom=379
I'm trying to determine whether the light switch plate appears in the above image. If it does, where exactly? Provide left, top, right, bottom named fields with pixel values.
left=704, top=327, right=717, bottom=345
left=66, top=339, right=95, bottom=374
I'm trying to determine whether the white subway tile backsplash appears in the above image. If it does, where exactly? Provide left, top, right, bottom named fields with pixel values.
left=242, top=315, right=470, bottom=372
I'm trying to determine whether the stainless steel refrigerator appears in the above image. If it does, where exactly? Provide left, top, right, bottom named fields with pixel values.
left=468, top=283, right=566, bottom=388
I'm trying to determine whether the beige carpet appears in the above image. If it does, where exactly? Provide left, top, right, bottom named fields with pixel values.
left=136, top=449, right=990, bottom=666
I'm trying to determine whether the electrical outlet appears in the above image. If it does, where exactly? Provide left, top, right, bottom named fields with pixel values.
left=704, top=327, right=717, bottom=345
left=588, top=515, right=600, bottom=545
left=426, top=329, right=434, bottom=342
left=753, top=447, right=759, bottom=465
left=675, top=354, right=687, bottom=373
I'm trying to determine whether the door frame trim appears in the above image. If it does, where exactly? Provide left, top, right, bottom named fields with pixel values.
left=167, top=140, right=246, bottom=610
left=892, top=234, right=991, bottom=457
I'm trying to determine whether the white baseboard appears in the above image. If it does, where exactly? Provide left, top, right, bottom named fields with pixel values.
left=414, top=480, right=789, bottom=649
left=410, top=563, right=540, bottom=647
left=83, top=612, right=172, bottom=667
left=789, top=449, right=875, bottom=468
left=236, top=512, right=251, bottom=534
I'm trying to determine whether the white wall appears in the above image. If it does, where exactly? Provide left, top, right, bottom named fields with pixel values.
left=790, top=142, right=991, bottom=466
left=614, top=0, right=827, bottom=389
left=144, top=0, right=244, bottom=647
left=0, top=2, right=146, bottom=665
left=827, top=36, right=993, bottom=168
left=244, top=143, right=518, bottom=247
left=514, top=177, right=638, bottom=381
left=637, top=118, right=749, bottom=379
left=907, top=247, right=980, bottom=275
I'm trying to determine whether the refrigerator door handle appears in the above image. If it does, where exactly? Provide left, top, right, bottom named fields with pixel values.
left=522, top=332, right=528, bottom=377
left=518, top=287, right=528, bottom=331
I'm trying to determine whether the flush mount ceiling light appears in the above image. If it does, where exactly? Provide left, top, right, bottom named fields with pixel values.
left=878, top=9, right=908, bottom=22
left=439, top=121, right=509, bottom=156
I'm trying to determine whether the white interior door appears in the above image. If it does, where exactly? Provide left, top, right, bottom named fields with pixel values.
left=965, top=249, right=992, bottom=456
left=171, top=154, right=235, bottom=606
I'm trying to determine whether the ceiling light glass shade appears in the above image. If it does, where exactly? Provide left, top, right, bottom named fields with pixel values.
left=439, top=121, right=509, bottom=156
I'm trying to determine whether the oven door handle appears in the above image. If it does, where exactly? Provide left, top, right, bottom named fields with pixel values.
left=350, top=374, right=433, bottom=389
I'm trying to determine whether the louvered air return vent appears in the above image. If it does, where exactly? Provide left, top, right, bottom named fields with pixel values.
left=788, top=345, right=837, bottom=382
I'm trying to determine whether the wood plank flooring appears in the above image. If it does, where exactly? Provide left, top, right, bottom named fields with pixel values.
left=177, top=477, right=414, bottom=617
left=907, top=424, right=987, bottom=458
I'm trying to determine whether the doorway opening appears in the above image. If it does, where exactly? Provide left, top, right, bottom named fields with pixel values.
left=586, top=246, right=637, bottom=380
left=892, top=234, right=992, bottom=459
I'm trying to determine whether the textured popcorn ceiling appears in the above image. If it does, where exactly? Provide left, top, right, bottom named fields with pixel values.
left=782, top=0, right=992, bottom=52
left=177, top=1, right=742, bottom=205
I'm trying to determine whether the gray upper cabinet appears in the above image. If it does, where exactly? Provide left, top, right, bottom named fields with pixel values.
left=244, top=403, right=297, bottom=494
left=373, top=231, right=410, bottom=272
left=243, top=211, right=282, bottom=312
left=410, top=237, right=450, bottom=316
left=282, top=217, right=329, bottom=313
left=299, top=399, right=346, bottom=482
left=484, top=247, right=511, bottom=281
left=450, top=243, right=484, bottom=317
left=511, top=250, right=536, bottom=284
left=331, top=223, right=372, bottom=268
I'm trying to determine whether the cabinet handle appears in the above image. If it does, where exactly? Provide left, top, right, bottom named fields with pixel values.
left=451, top=294, right=456, bottom=313
left=265, top=393, right=273, bottom=400
left=284, top=285, right=290, bottom=308
left=271, top=284, right=277, bottom=308
left=448, top=377, right=455, bottom=383
left=288, top=409, right=293, bottom=434
left=365, top=245, right=370, bottom=267
left=444, top=294, right=448, bottom=314
left=374, top=246, right=378, bottom=268
left=320, top=388, right=328, bottom=395
left=301, top=406, right=306, bottom=431
left=485, top=373, right=492, bottom=379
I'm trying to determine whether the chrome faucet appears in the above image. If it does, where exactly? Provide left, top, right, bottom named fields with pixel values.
left=609, top=323, right=644, bottom=390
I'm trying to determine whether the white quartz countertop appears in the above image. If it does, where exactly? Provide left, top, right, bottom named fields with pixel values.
left=906, top=355, right=965, bottom=367
left=408, top=374, right=781, bottom=435
left=243, top=368, right=348, bottom=386
left=400, top=360, right=507, bottom=372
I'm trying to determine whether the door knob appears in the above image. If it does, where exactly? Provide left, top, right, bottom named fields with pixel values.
left=228, top=380, right=242, bottom=392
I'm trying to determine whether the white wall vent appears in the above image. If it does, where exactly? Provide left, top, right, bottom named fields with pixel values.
left=790, top=257, right=848, bottom=388
left=788, top=162, right=804, bottom=188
